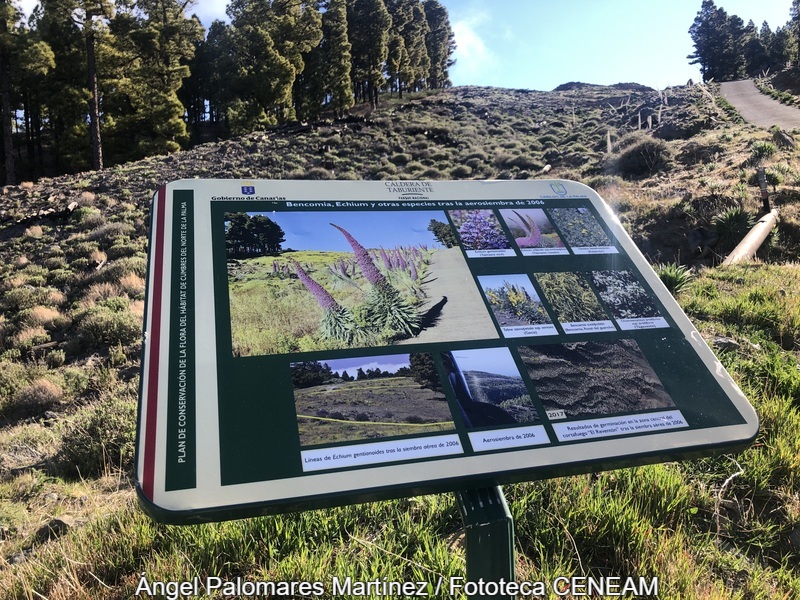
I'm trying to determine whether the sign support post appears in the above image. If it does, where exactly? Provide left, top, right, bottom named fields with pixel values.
left=455, top=486, right=515, bottom=599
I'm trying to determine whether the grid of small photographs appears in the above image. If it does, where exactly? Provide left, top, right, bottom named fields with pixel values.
left=287, top=202, right=684, bottom=467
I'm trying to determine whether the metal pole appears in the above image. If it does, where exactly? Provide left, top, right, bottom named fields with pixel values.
left=455, top=486, right=515, bottom=600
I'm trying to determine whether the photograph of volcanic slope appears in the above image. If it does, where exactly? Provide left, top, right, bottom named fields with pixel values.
left=443, top=347, right=539, bottom=428
left=518, top=339, right=675, bottom=419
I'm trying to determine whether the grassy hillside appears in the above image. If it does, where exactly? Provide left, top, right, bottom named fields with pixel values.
left=2, top=83, right=800, bottom=597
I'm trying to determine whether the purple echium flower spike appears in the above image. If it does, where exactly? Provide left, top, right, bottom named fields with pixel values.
left=290, top=259, right=340, bottom=312
left=330, top=223, right=386, bottom=286
left=379, top=247, right=391, bottom=270
left=409, top=260, right=418, bottom=281
left=398, top=253, right=407, bottom=270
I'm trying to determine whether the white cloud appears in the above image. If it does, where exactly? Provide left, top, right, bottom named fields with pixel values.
left=451, top=14, right=498, bottom=81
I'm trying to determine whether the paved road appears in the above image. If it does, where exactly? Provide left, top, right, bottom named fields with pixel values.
left=720, top=79, right=800, bottom=130
left=396, top=247, right=498, bottom=345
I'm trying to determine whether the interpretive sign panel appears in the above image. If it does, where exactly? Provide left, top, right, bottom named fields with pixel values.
left=136, top=179, right=757, bottom=523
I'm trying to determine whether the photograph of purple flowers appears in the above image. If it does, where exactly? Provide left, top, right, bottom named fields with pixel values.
left=292, top=353, right=455, bottom=447
left=443, top=347, right=540, bottom=429
left=518, top=339, right=676, bottom=420
left=477, top=274, right=558, bottom=338
left=498, top=209, right=568, bottom=256
left=545, top=207, right=618, bottom=254
left=448, top=209, right=515, bottom=257
left=226, top=210, right=498, bottom=356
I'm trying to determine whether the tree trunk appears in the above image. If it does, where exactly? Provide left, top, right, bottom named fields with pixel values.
left=0, top=18, right=15, bottom=185
left=85, top=27, right=103, bottom=171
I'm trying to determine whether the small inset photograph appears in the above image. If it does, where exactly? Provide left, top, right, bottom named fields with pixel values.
left=518, top=339, right=676, bottom=420
left=498, top=209, right=568, bottom=256
left=226, top=210, right=497, bottom=357
left=589, top=270, right=669, bottom=330
left=442, top=348, right=539, bottom=428
left=533, top=272, right=615, bottom=334
left=546, top=207, right=617, bottom=254
left=477, top=274, right=557, bottom=338
left=292, top=353, right=455, bottom=447
left=448, top=209, right=515, bottom=257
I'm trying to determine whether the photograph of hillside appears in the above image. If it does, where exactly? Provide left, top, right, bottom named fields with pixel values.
left=292, top=353, right=454, bottom=447
left=226, top=210, right=496, bottom=355
left=443, top=347, right=539, bottom=428
left=518, top=339, right=676, bottom=419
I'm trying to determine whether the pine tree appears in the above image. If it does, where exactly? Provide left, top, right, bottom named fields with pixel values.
left=770, top=25, right=797, bottom=68
left=0, top=0, right=21, bottom=184
left=743, top=20, right=770, bottom=77
left=404, top=1, right=429, bottom=91
left=385, top=0, right=413, bottom=96
left=423, top=0, right=455, bottom=89
left=323, top=0, right=353, bottom=116
left=688, top=0, right=744, bottom=82
left=348, top=0, right=391, bottom=107
left=124, top=0, right=203, bottom=156
left=37, top=0, right=96, bottom=171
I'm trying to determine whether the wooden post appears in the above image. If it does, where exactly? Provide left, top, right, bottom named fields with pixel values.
left=757, top=167, right=770, bottom=212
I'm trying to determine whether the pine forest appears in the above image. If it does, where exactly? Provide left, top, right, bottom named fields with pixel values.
left=0, top=0, right=455, bottom=186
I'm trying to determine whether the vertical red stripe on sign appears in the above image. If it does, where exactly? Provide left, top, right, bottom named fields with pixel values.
left=142, top=186, right=168, bottom=501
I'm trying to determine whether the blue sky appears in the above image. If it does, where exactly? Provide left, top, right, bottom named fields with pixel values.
left=180, top=0, right=794, bottom=91
left=309, top=355, right=412, bottom=377
left=250, top=210, right=445, bottom=251
left=478, top=274, right=542, bottom=302
left=451, top=347, right=522, bottom=378
left=16, top=0, right=794, bottom=90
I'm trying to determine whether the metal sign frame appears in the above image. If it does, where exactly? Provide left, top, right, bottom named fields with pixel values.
left=136, top=179, right=757, bottom=524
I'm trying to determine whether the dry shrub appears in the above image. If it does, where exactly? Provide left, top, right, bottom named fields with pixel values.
left=14, top=326, right=49, bottom=350
left=81, top=282, right=120, bottom=307
left=129, top=299, right=145, bottom=318
left=26, top=306, right=64, bottom=328
left=14, top=378, right=63, bottom=409
left=79, top=191, right=97, bottom=205
left=119, top=274, right=145, bottom=297
left=24, top=225, right=43, bottom=239
left=46, top=289, right=66, bottom=306
left=90, top=250, right=108, bottom=265
left=14, top=256, right=29, bottom=269
left=87, top=222, right=134, bottom=243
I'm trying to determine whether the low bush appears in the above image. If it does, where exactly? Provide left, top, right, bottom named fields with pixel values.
left=58, top=393, right=137, bottom=477
left=74, top=302, right=142, bottom=349
left=610, top=132, right=671, bottom=178
left=13, top=378, right=63, bottom=411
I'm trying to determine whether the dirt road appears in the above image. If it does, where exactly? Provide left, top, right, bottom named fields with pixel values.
left=396, top=247, right=498, bottom=345
left=720, top=79, right=800, bottom=129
